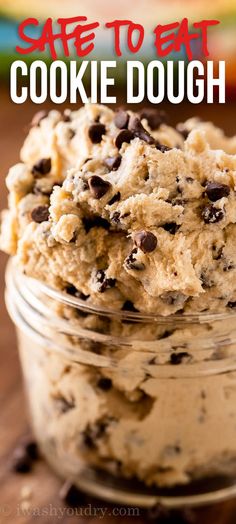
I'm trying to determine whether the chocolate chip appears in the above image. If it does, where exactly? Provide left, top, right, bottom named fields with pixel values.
left=11, top=448, right=32, bottom=473
left=158, top=330, right=174, bottom=340
left=212, top=245, right=223, bottom=260
left=115, top=129, right=134, bottom=149
left=172, top=197, right=186, bottom=206
left=104, top=154, right=122, bottom=171
left=24, top=439, right=39, bottom=461
left=11, top=436, right=39, bottom=474
left=88, top=175, right=111, bottom=199
left=65, top=284, right=79, bottom=295
left=139, top=108, right=167, bottom=130
left=54, top=395, right=75, bottom=414
left=88, top=123, right=106, bottom=143
left=156, top=143, right=172, bottom=153
left=134, top=231, right=157, bottom=253
left=83, top=433, right=95, bottom=449
left=82, top=180, right=89, bottom=191
left=108, top=192, right=121, bottom=206
left=162, top=223, right=180, bottom=235
left=96, top=270, right=116, bottom=293
left=65, top=284, right=89, bottom=300
left=170, top=352, right=190, bottom=365
left=76, top=309, right=89, bottom=319
left=125, top=248, right=146, bottom=270
left=83, top=157, right=92, bottom=165
left=89, top=341, right=103, bottom=354
left=202, top=205, right=224, bottom=224
left=82, top=216, right=110, bottom=232
left=68, top=128, right=75, bottom=139
left=168, top=444, right=182, bottom=456
left=31, top=205, right=49, bottom=223
left=59, top=480, right=87, bottom=507
left=114, top=110, right=130, bottom=129
left=200, top=273, right=213, bottom=289
left=128, top=115, right=155, bottom=144
left=223, top=262, right=235, bottom=272
left=31, top=110, right=48, bottom=127
left=227, top=301, right=236, bottom=308
left=148, top=357, right=156, bottom=365
left=121, top=300, right=139, bottom=312
left=32, top=158, right=51, bottom=177
left=111, top=211, right=121, bottom=224
left=205, top=181, right=230, bottom=201
left=83, top=421, right=108, bottom=448
left=97, top=377, right=112, bottom=391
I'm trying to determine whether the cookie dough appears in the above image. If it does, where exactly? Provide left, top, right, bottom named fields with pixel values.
left=2, top=104, right=236, bottom=492
left=15, top=304, right=236, bottom=489
left=1, top=104, right=236, bottom=315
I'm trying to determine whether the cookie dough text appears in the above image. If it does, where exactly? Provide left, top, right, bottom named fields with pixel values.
left=10, top=60, right=225, bottom=105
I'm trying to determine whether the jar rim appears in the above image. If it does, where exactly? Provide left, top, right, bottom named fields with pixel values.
left=8, top=259, right=236, bottom=325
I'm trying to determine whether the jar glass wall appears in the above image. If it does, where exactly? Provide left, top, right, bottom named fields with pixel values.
left=5, top=259, right=236, bottom=508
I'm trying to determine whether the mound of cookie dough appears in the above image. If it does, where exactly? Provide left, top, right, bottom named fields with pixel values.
left=1, top=103, right=236, bottom=315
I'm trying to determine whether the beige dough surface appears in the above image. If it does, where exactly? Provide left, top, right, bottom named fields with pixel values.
left=1, top=103, right=236, bottom=315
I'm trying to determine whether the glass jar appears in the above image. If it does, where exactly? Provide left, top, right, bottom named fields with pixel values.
left=5, top=259, right=236, bottom=509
